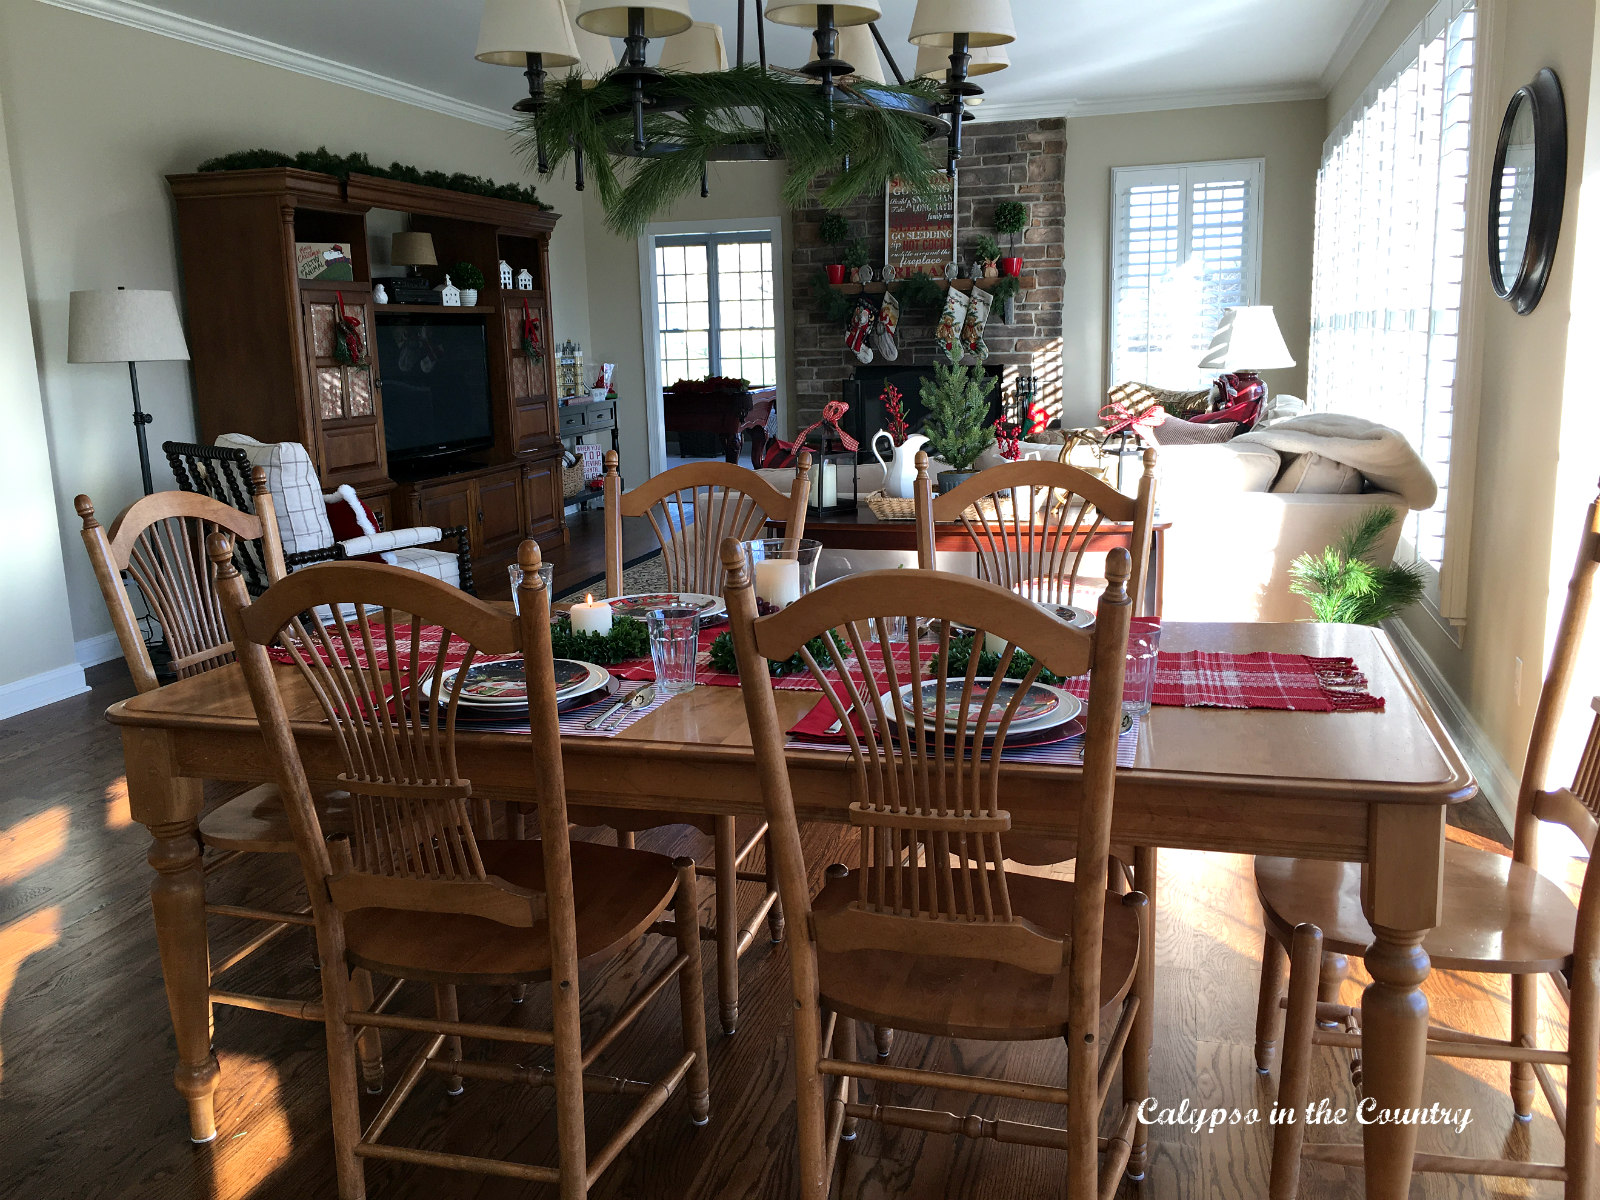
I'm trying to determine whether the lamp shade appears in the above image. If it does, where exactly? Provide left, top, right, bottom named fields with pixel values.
left=764, top=1, right=882, bottom=27
left=657, top=20, right=728, bottom=73
left=1197, top=306, right=1297, bottom=371
left=561, top=0, right=616, bottom=77
left=915, top=42, right=1008, bottom=77
left=67, top=290, right=189, bottom=363
left=834, top=24, right=885, bottom=82
left=390, top=231, right=437, bottom=267
left=909, top=0, right=1016, bottom=48
left=476, top=0, right=580, bottom=67
left=576, top=0, right=692, bottom=38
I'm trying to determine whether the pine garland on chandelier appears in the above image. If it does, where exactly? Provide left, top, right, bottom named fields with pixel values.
left=518, top=66, right=947, bottom=237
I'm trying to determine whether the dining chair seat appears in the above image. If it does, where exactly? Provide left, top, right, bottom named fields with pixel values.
left=813, top=868, right=1142, bottom=1042
left=199, top=785, right=354, bottom=854
left=1256, top=836, right=1577, bottom=974
left=342, top=840, right=681, bottom=986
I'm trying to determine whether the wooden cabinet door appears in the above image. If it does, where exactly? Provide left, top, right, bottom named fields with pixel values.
left=302, top=290, right=386, bottom=486
left=523, top=457, right=565, bottom=543
left=417, top=478, right=472, bottom=537
left=503, top=296, right=555, bottom=455
left=475, top=467, right=525, bottom=559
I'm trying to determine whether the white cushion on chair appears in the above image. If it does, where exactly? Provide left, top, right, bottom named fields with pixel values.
left=215, top=433, right=334, bottom=556
left=390, top=546, right=460, bottom=588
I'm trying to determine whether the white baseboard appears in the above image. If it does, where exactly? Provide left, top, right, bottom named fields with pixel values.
left=75, top=631, right=123, bottom=668
left=0, top=662, right=90, bottom=721
left=1385, top=618, right=1519, bottom=835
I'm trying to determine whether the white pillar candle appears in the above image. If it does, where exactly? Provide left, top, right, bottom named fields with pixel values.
left=569, top=594, right=613, bottom=636
left=810, top=459, right=837, bottom=510
left=754, top=559, right=802, bottom=608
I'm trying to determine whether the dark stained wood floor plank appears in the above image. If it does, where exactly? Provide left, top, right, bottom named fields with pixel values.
left=0, top=661, right=1575, bottom=1199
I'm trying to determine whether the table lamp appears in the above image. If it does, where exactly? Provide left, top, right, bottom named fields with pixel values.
left=1196, top=305, right=1296, bottom=409
left=390, top=231, right=437, bottom=278
left=67, top=287, right=191, bottom=495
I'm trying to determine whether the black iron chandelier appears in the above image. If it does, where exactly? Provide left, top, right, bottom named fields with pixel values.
left=475, top=0, right=1016, bottom=195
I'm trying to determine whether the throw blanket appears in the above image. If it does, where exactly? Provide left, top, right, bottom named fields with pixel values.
left=1234, top=414, right=1437, bottom=510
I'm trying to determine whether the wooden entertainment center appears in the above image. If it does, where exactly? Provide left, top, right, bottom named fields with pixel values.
left=166, top=166, right=568, bottom=585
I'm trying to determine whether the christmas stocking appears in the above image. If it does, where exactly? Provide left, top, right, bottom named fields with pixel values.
left=962, top=285, right=994, bottom=359
left=873, top=290, right=901, bottom=361
left=845, top=296, right=877, bottom=364
left=934, top=286, right=969, bottom=354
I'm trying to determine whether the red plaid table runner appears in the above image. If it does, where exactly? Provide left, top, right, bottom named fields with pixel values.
left=274, top=620, right=1384, bottom=714
left=269, top=623, right=474, bottom=682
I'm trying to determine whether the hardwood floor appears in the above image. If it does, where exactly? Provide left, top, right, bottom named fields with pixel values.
left=0, top=662, right=1578, bottom=1199
left=477, top=511, right=658, bottom=601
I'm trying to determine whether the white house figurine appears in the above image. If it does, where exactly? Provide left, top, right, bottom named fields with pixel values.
left=439, top=274, right=461, bottom=307
left=498, top=259, right=513, bottom=290
left=517, top=267, right=534, bottom=290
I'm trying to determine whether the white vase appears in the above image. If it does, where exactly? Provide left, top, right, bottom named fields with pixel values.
left=461, top=288, right=478, bottom=306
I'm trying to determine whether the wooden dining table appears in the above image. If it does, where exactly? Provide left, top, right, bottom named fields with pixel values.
left=107, top=619, right=1473, bottom=1200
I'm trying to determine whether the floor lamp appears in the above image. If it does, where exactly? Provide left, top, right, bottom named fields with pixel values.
left=67, top=288, right=191, bottom=495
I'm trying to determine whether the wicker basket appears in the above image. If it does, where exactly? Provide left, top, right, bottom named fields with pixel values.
left=864, top=491, right=917, bottom=520
left=561, top=461, right=586, bottom=499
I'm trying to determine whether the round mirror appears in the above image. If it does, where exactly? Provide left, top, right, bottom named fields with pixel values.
left=1489, top=69, right=1567, bottom=314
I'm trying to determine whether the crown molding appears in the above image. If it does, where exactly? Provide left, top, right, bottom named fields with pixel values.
left=1320, top=0, right=1396, bottom=95
left=976, top=82, right=1326, bottom=124
left=36, top=0, right=515, bottom=131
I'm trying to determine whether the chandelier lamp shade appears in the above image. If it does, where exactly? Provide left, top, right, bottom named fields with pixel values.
left=915, top=42, right=1009, bottom=78
left=484, top=0, right=1017, bottom=233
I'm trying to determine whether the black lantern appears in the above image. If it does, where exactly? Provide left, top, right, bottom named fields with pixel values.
left=808, top=443, right=859, bottom=517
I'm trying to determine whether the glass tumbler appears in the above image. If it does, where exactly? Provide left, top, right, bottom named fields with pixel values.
left=1123, top=628, right=1162, bottom=717
left=647, top=605, right=701, bottom=695
left=508, top=561, right=554, bottom=615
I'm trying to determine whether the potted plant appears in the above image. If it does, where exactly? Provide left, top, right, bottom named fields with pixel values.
left=452, top=261, right=485, bottom=305
left=919, top=340, right=997, bottom=492
left=1288, top=508, right=1425, bottom=624
left=994, top=201, right=1027, bottom=277
left=819, top=213, right=850, bottom=284
left=842, top=238, right=872, bottom=284
left=971, top=234, right=1001, bottom=279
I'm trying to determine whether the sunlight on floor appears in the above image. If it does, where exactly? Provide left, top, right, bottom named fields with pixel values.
left=104, top=777, right=131, bottom=830
left=0, top=805, right=70, bottom=887
left=0, top=907, right=62, bottom=1085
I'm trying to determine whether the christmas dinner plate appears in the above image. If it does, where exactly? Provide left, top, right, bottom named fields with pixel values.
left=427, top=658, right=609, bottom=709
left=605, top=592, right=726, bottom=623
left=881, top=677, right=1080, bottom=736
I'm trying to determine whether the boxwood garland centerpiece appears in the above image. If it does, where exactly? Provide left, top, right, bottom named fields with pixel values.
left=521, top=67, right=947, bottom=237
left=549, top=614, right=650, bottom=665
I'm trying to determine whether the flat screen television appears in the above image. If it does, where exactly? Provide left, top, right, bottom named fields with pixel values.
left=375, top=313, right=494, bottom=464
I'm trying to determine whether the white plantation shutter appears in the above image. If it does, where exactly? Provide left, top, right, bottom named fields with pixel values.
left=1110, top=159, right=1264, bottom=390
left=1309, top=1, right=1476, bottom=580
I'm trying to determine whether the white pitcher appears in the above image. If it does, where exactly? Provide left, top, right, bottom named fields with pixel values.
left=871, top=431, right=931, bottom=499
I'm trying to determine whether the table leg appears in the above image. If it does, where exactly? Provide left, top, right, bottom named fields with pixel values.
left=1359, top=803, right=1445, bottom=1199
left=124, top=728, right=219, bottom=1143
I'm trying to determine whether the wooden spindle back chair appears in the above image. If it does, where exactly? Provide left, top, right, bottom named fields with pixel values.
left=915, top=447, right=1157, bottom=616
left=78, top=478, right=350, bottom=1063
left=590, top=447, right=811, bottom=1033
left=214, top=538, right=710, bottom=1199
left=1261, top=489, right=1600, bottom=1198
left=722, top=540, right=1149, bottom=1200
left=602, top=447, right=813, bottom=597
left=78, top=475, right=286, bottom=693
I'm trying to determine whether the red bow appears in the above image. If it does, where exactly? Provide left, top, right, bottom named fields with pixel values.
left=794, top=399, right=860, bottom=453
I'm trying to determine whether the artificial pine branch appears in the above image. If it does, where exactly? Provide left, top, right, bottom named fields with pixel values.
left=1288, top=506, right=1426, bottom=624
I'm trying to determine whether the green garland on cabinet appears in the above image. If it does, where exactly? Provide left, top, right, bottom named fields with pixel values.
left=196, top=147, right=549, bottom=209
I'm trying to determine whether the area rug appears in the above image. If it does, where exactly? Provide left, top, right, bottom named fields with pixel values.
left=556, top=551, right=666, bottom=603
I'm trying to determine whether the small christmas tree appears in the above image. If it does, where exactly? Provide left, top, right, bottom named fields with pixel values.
left=920, top=340, right=997, bottom=473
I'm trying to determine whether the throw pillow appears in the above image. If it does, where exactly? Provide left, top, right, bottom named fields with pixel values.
left=324, top=484, right=396, bottom=564
left=1147, top=416, right=1238, bottom=446
left=214, top=433, right=335, bottom=556
left=1271, top=452, right=1365, bottom=495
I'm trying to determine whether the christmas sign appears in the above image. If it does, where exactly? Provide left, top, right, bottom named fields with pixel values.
left=884, top=174, right=956, bottom=279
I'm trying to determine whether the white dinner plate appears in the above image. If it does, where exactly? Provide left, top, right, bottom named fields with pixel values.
left=605, top=591, right=725, bottom=622
left=881, top=677, right=1081, bottom=736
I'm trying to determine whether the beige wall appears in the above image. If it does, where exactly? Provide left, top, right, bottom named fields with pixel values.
left=1370, top=0, right=1598, bottom=794
left=0, top=1, right=591, bottom=653
left=1058, top=99, right=1324, bottom=425
left=581, top=163, right=795, bottom=485
left=0, top=86, right=80, bottom=701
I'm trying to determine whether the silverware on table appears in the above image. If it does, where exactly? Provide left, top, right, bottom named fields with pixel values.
left=583, top=694, right=629, bottom=729
left=603, top=685, right=656, bottom=729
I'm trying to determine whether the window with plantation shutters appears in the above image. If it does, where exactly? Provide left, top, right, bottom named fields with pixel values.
left=1110, top=159, right=1264, bottom=391
left=1309, top=1, right=1476, bottom=593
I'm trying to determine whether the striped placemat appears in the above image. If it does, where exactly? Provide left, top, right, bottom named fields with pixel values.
left=456, top=681, right=672, bottom=738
